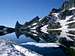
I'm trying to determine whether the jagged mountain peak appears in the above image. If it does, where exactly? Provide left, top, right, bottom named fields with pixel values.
left=62, top=0, right=75, bottom=11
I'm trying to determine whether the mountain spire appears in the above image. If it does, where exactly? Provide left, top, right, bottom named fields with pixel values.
left=62, top=0, right=75, bottom=10
left=15, top=21, right=23, bottom=28
left=69, top=0, right=75, bottom=7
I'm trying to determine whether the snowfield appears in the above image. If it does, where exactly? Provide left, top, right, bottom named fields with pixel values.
left=0, top=40, right=42, bottom=56
left=0, top=40, right=24, bottom=56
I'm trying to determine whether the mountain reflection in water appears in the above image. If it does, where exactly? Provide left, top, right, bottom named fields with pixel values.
left=0, top=31, right=68, bottom=56
left=0, top=21, right=67, bottom=56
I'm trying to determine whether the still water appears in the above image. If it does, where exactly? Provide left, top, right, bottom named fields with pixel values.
left=0, top=32, right=35, bottom=44
left=0, top=32, right=68, bottom=56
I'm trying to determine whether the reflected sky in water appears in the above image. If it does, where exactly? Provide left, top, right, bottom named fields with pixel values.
left=0, top=33, right=35, bottom=44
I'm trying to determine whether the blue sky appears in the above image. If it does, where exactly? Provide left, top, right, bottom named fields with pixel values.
left=0, top=0, right=65, bottom=27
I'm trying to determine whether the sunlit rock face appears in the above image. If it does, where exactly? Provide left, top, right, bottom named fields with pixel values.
left=15, top=0, right=75, bottom=47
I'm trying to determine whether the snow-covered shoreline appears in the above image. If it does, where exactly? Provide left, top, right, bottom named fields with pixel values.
left=0, top=40, right=42, bottom=56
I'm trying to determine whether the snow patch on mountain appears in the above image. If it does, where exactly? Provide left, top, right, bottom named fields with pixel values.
left=32, top=23, right=37, bottom=26
left=31, top=26, right=38, bottom=29
left=69, top=7, right=75, bottom=10
left=41, top=25, right=48, bottom=34
left=13, top=44, right=42, bottom=56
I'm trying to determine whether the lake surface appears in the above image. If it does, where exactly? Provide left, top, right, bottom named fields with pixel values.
left=0, top=32, right=68, bottom=56
left=0, top=32, right=35, bottom=44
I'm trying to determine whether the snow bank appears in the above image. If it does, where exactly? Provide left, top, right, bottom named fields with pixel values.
left=20, top=42, right=59, bottom=47
left=13, top=44, right=42, bottom=56
left=0, top=40, right=24, bottom=56
left=0, top=40, right=42, bottom=56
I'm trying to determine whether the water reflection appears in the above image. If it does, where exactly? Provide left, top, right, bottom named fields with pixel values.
left=0, top=26, right=14, bottom=36
left=0, top=0, right=75, bottom=48
left=0, top=33, right=35, bottom=44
